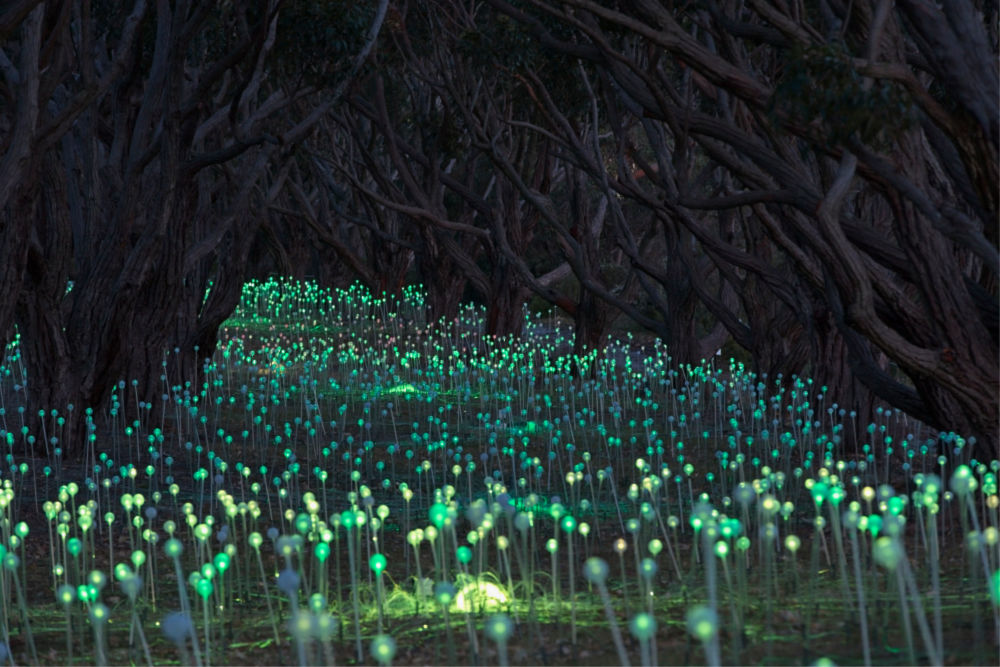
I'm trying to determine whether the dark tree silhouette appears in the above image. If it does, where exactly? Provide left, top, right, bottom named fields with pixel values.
left=1, top=0, right=389, bottom=459
left=484, top=0, right=998, bottom=457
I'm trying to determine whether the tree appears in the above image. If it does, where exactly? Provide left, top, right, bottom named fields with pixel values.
left=3, top=0, right=389, bottom=459
left=297, top=1, right=543, bottom=334
left=484, top=0, right=999, bottom=456
left=304, top=0, right=652, bottom=352
left=0, top=0, right=149, bottom=347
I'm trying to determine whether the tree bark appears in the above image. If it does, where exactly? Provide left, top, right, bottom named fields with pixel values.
left=5, top=0, right=390, bottom=460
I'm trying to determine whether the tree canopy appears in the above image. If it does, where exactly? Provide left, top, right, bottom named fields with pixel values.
left=1, top=0, right=996, bottom=459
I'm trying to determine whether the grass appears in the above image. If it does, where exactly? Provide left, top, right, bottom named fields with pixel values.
left=0, top=276, right=996, bottom=665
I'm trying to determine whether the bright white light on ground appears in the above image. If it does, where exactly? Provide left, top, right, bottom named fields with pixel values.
left=454, top=581, right=508, bottom=613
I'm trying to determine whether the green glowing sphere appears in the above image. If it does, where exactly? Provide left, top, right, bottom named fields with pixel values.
left=67, top=537, right=82, bottom=557
left=872, top=536, right=902, bottom=570
left=248, top=532, right=263, bottom=550
left=429, top=503, right=449, bottom=528
left=370, top=553, right=388, bottom=574
left=88, top=569, right=107, bottom=590
left=455, top=546, right=472, bottom=564
left=89, top=602, right=109, bottom=625
left=195, top=578, right=213, bottom=599
left=950, top=465, right=977, bottom=497
left=56, top=584, right=75, bottom=606
left=194, top=523, right=211, bottom=541
left=289, top=612, right=312, bottom=640
left=686, top=605, right=718, bottom=641
left=583, top=557, right=609, bottom=584
left=165, top=538, right=183, bottom=559
left=485, top=613, right=513, bottom=642
left=309, top=593, right=327, bottom=614
left=922, top=474, right=942, bottom=497
left=214, top=552, right=231, bottom=573
left=720, top=518, right=742, bottom=538
left=629, top=612, right=657, bottom=641
left=370, top=634, right=397, bottom=666
left=434, top=581, right=456, bottom=605
left=76, top=584, right=96, bottom=602
left=810, top=481, right=829, bottom=506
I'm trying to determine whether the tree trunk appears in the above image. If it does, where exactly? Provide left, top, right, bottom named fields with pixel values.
left=0, top=185, right=33, bottom=346
left=485, top=262, right=531, bottom=338
left=807, top=309, right=880, bottom=458
left=572, top=288, right=615, bottom=356
left=14, top=152, right=254, bottom=461
left=418, top=249, right=467, bottom=324
left=370, top=228, right=413, bottom=298
left=17, top=236, right=247, bottom=460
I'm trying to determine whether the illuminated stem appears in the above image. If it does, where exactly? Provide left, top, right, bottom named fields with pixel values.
left=596, top=581, right=631, bottom=667
left=170, top=555, right=203, bottom=667
left=719, top=553, right=741, bottom=663
left=567, top=535, right=577, bottom=645
left=346, top=526, right=363, bottom=662
left=899, top=556, right=940, bottom=666
left=848, top=527, right=872, bottom=667
left=254, top=549, right=281, bottom=646
left=202, top=593, right=212, bottom=667
left=893, top=566, right=917, bottom=664
left=926, top=508, right=943, bottom=662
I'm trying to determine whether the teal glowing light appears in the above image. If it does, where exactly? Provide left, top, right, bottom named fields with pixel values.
left=485, top=613, right=513, bottom=642
left=433, top=581, right=456, bottom=606
left=686, top=605, right=718, bottom=641
left=370, top=634, right=397, bottom=666
left=950, top=465, right=977, bottom=496
left=584, top=557, right=609, bottom=584
left=872, top=536, right=902, bottom=570
left=370, top=553, right=387, bottom=574
left=455, top=546, right=472, bottom=565
left=429, top=502, right=449, bottom=528
left=195, top=578, right=213, bottom=599
left=630, top=612, right=657, bottom=640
